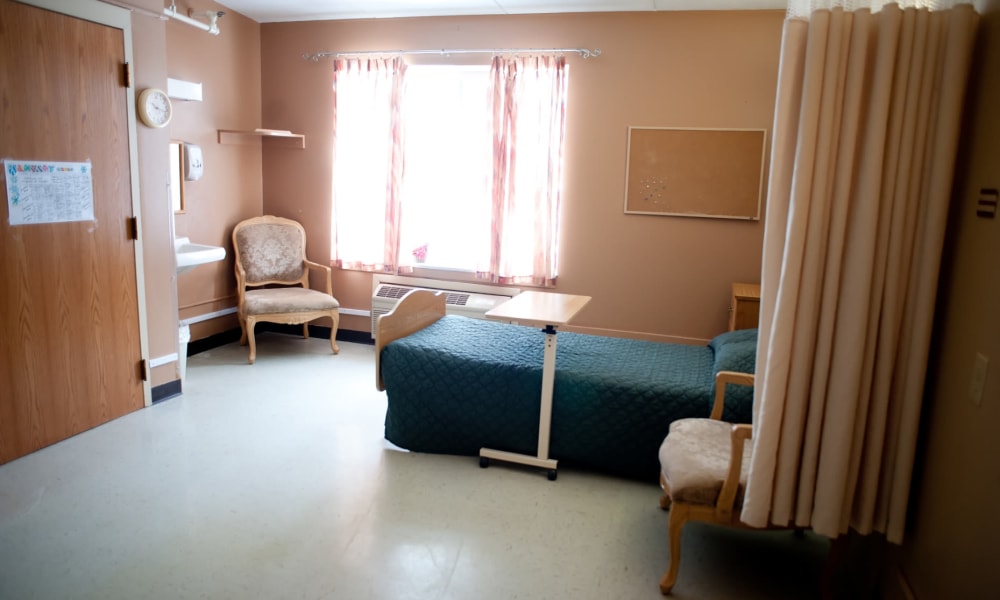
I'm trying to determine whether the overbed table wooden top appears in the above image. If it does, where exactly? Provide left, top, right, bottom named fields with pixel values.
left=485, top=291, right=591, bottom=329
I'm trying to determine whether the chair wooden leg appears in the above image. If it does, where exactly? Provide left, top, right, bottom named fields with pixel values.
left=660, top=504, right=688, bottom=595
left=302, top=323, right=309, bottom=339
left=330, top=311, right=340, bottom=354
left=246, top=317, right=257, bottom=364
left=238, top=314, right=248, bottom=346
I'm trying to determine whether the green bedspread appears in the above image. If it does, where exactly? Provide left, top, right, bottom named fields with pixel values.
left=381, top=315, right=756, bottom=481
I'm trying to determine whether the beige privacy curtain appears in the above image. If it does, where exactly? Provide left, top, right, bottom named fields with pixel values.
left=743, top=0, right=978, bottom=544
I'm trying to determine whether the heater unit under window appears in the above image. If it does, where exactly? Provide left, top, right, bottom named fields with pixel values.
left=370, top=280, right=517, bottom=338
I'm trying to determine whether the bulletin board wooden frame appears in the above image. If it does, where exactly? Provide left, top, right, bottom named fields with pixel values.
left=624, top=127, right=766, bottom=220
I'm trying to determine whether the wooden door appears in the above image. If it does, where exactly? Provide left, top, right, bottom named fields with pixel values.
left=0, top=0, right=144, bottom=463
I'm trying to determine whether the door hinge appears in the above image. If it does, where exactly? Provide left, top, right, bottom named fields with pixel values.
left=139, top=359, right=149, bottom=381
left=123, top=62, right=132, bottom=88
left=127, top=216, right=139, bottom=240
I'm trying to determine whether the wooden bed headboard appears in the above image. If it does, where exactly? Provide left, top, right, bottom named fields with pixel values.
left=374, top=289, right=447, bottom=391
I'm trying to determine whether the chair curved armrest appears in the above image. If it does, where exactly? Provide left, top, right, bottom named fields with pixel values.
left=715, top=423, right=753, bottom=521
left=304, top=259, right=333, bottom=295
left=711, top=371, right=756, bottom=420
left=234, top=259, right=247, bottom=297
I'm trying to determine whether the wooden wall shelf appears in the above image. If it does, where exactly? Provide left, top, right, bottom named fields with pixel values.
left=217, top=129, right=305, bottom=148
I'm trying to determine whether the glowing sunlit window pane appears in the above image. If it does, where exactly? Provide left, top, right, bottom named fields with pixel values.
left=398, top=65, right=491, bottom=271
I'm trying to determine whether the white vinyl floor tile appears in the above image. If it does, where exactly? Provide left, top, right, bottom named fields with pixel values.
left=0, top=333, right=829, bottom=599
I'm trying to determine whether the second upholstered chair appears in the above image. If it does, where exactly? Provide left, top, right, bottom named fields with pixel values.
left=657, top=370, right=756, bottom=594
left=232, top=216, right=340, bottom=364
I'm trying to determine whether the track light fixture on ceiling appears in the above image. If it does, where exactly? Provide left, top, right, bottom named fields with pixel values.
left=163, top=1, right=225, bottom=36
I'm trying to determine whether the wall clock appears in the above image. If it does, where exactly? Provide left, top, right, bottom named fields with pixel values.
left=137, top=88, right=172, bottom=129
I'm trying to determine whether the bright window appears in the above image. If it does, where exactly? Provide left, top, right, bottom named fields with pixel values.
left=398, top=65, right=491, bottom=270
left=331, top=55, right=568, bottom=286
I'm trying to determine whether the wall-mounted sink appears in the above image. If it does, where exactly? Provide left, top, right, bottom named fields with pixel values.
left=176, top=237, right=226, bottom=274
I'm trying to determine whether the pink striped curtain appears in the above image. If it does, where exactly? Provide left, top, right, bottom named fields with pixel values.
left=331, top=57, right=406, bottom=272
left=481, top=55, right=568, bottom=287
left=743, top=1, right=978, bottom=544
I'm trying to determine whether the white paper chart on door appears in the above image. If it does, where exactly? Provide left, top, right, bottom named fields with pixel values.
left=4, top=159, right=95, bottom=225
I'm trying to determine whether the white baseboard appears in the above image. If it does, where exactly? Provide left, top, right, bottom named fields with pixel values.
left=179, top=306, right=238, bottom=326
left=149, top=352, right=179, bottom=368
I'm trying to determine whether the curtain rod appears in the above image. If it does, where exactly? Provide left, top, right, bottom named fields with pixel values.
left=303, top=47, right=602, bottom=61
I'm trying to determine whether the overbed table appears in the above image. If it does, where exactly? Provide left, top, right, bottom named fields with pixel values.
left=480, top=291, right=592, bottom=480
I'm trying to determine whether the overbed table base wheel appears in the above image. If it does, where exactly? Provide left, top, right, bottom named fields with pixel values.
left=478, top=447, right=558, bottom=481
left=479, top=292, right=590, bottom=483
left=476, top=460, right=558, bottom=481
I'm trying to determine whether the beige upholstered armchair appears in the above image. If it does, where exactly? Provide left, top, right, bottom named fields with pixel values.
left=657, top=371, right=756, bottom=594
left=232, top=216, right=340, bottom=364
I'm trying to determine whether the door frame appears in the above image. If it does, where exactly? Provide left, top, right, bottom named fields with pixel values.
left=15, top=0, right=152, bottom=406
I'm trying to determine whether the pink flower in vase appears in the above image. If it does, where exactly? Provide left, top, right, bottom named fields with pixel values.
left=412, top=243, right=428, bottom=263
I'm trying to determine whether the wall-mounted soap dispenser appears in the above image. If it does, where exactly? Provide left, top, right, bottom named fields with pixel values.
left=183, top=143, right=203, bottom=181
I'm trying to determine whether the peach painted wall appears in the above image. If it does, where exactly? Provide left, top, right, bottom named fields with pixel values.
left=115, top=0, right=176, bottom=387
left=890, top=1, right=1000, bottom=596
left=166, top=1, right=262, bottom=342
left=96, top=0, right=260, bottom=384
left=260, top=11, right=784, bottom=342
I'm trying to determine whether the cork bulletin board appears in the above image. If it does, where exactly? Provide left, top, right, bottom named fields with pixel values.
left=624, top=127, right=766, bottom=220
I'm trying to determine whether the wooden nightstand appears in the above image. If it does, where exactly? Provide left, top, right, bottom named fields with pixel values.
left=729, top=283, right=761, bottom=331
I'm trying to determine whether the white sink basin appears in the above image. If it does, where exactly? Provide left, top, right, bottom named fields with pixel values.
left=176, top=237, right=226, bottom=275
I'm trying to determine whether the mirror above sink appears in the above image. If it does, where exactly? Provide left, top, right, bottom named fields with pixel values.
left=175, top=237, right=226, bottom=274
